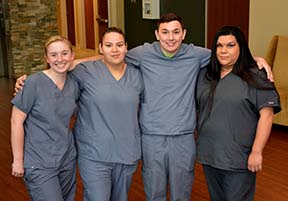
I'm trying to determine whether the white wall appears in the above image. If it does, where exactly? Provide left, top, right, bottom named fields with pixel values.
left=249, top=0, right=288, bottom=57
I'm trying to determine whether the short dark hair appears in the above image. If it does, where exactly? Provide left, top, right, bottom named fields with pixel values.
left=100, top=27, right=126, bottom=44
left=157, top=13, right=184, bottom=30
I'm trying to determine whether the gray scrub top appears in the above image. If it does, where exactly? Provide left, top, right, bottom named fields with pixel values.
left=70, top=60, right=143, bottom=165
left=125, top=42, right=211, bottom=135
left=196, top=68, right=281, bottom=171
left=11, top=72, right=79, bottom=168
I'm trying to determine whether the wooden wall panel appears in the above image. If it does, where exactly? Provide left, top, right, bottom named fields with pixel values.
left=207, top=0, right=250, bottom=48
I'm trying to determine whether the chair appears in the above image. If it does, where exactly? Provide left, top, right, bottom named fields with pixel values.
left=265, top=35, right=288, bottom=126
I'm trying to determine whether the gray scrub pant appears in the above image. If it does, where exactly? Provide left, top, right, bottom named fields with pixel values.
left=23, top=159, right=76, bottom=201
left=141, top=133, right=196, bottom=201
left=203, top=165, right=256, bottom=201
left=78, top=158, right=138, bottom=201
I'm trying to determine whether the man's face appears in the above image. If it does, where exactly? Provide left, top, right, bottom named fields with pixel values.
left=155, top=20, right=186, bottom=55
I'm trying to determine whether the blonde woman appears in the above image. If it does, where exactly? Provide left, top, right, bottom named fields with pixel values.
left=11, top=36, right=79, bottom=201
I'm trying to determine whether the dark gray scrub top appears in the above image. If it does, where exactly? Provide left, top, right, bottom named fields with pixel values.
left=196, top=68, right=281, bottom=171
left=11, top=72, right=79, bottom=168
left=125, top=42, right=211, bottom=135
left=70, top=60, right=144, bottom=165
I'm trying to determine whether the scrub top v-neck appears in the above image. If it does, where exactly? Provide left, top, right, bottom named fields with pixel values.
left=196, top=68, right=281, bottom=171
left=11, top=71, right=79, bottom=168
left=70, top=60, right=144, bottom=165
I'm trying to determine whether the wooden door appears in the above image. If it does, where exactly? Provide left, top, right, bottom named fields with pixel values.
left=96, top=0, right=108, bottom=42
left=84, top=0, right=95, bottom=49
left=66, top=0, right=76, bottom=45
left=207, top=0, right=250, bottom=49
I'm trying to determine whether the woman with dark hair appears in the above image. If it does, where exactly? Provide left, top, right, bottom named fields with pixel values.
left=196, top=26, right=281, bottom=201
left=69, top=27, right=143, bottom=201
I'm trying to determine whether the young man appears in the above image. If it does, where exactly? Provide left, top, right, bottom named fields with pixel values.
left=125, top=13, right=210, bottom=201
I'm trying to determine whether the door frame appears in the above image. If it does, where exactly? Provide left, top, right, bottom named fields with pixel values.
left=57, top=0, right=125, bottom=51
left=0, top=0, right=12, bottom=78
left=84, top=0, right=95, bottom=49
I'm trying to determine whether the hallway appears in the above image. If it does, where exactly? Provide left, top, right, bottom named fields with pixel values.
left=0, top=77, right=288, bottom=201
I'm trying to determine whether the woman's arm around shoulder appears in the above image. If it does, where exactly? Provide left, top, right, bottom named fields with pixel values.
left=70, top=55, right=103, bottom=71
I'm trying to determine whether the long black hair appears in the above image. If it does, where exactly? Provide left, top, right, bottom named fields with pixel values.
left=202, top=26, right=276, bottom=127
left=207, top=26, right=261, bottom=86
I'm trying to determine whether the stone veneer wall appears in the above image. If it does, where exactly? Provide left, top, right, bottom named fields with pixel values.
left=8, top=0, right=58, bottom=78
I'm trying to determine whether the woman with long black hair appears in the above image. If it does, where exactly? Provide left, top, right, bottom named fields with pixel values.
left=196, top=26, right=281, bottom=201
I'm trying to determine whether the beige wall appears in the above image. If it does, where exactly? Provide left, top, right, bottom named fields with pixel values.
left=109, top=0, right=125, bottom=31
left=249, top=0, right=288, bottom=57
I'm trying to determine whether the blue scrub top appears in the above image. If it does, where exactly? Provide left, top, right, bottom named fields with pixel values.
left=125, top=42, right=211, bottom=135
left=70, top=60, right=144, bottom=165
left=11, top=72, right=79, bottom=168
